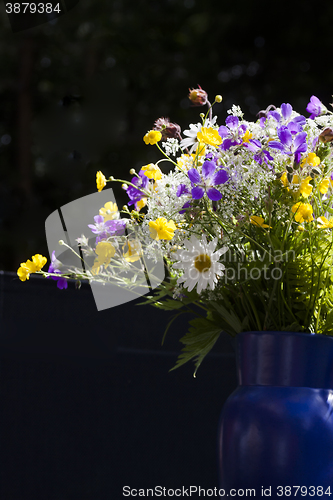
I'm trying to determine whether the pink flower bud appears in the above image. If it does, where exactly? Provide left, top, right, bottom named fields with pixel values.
left=154, top=117, right=181, bottom=140
left=188, top=85, right=208, bottom=106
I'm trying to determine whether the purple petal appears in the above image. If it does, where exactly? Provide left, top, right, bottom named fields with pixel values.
left=212, top=169, right=228, bottom=185
left=238, top=124, right=247, bottom=135
left=218, top=125, right=229, bottom=138
left=259, top=117, right=266, bottom=128
left=88, top=224, right=99, bottom=234
left=221, top=138, right=236, bottom=151
left=225, top=115, right=239, bottom=130
left=253, top=153, right=263, bottom=165
left=267, top=141, right=285, bottom=152
left=94, top=215, right=104, bottom=224
left=293, top=115, right=306, bottom=126
left=268, top=111, right=281, bottom=122
left=176, top=184, right=190, bottom=197
left=306, top=95, right=323, bottom=118
left=202, top=160, right=216, bottom=180
left=263, top=150, right=274, bottom=162
left=287, top=121, right=302, bottom=135
left=248, top=139, right=261, bottom=151
left=179, top=201, right=192, bottom=214
left=207, top=187, right=222, bottom=201
left=191, top=186, right=204, bottom=199
left=293, top=131, right=307, bottom=150
left=277, top=126, right=292, bottom=147
left=281, top=103, right=292, bottom=121
left=188, top=168, right=201, bottom=184
left=57, top=277, right=68, bottom=290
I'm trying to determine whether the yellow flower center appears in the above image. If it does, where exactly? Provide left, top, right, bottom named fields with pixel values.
left=194, top=253, right=212, bottom=273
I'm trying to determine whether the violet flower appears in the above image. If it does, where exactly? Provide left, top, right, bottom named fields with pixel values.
left=306, top=96, right=325, bottom=119
left=188, top=161, right=228, bottom=201
left=268, top=125, right=307, bottom=163
left=267, top=103, right=306, bottom=131
left=218, top=116, right=247, bottom=150
left=126, top=170, right=149, bottom=209
left=244, top=139, right=274, bottom=166
left=48, top=251, right=68, bottom=290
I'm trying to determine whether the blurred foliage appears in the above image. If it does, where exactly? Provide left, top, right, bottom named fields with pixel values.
left=1, top=0, right=333, bottom=271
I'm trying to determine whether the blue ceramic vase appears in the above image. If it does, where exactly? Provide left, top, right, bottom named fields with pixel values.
left=218, top=331, right=333, bottom=498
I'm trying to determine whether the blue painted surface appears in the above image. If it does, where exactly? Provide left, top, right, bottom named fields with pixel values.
left=218, top=331, right=333, bottom=498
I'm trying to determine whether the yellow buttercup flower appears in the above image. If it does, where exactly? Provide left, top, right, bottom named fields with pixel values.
left=32, top=254, right=47, bottom=271
left=96, top=171, right=107, bottom=192
left=300, top=152, right=320, bottom=168
left=141, top=163, right=162, bottom=181
left=250, top=216, right=271, bottom=228
left=196, top=127, right=222, bottom=147
left=280, top=172, right=299, bottom=188
left=149, top=218, right=177, bottom=240
left=123, top=239, right=143, bottom=263
left=136, top=197, right=147, bottom=211
left=143, top=130, right=162, bottom=145
left=242, top=130, right=253, bottom=143
left=17, top=254, right=47, bottom=281
left=299, top=177, right=313, bottom=198
left=91, top=241, right=116, bottom=275
left=317, top=216, right=333, bottom=229
left=280, top=173, right=312, bottom=198
left=99, top=202, right=119, bottom=222
left=292, top=202, right=314, bottom=223
left=319, top=179, right=330, bottom=195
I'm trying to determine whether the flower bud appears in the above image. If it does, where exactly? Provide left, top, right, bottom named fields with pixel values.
left=319, top=128, right=333, bottom=144
left=256, top=104, right=276, bottom=119
left=153, top=117, right=181, bottom=140
left=129, top=168, right=136, bottom=175
left=58, top=240, right=64, bottom=245
left=121, top=184, right=128, bottom=190
left=215, top=95, right=222, bottom=103
left=188, top=85, right=208, bottom=106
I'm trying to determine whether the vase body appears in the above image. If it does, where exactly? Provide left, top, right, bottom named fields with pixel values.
left=218, top=331, right=333, bottom=498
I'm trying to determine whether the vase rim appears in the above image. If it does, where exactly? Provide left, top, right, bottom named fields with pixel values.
left=240, top=330, right=333, bottom=341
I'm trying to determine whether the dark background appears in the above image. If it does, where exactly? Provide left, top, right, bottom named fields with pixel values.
left=1, top=0, right=333, bottom=271
left=0, top=0, right=333, bottom=497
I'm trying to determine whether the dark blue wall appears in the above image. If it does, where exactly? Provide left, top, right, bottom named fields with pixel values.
left=0, top=271, right=237, bottom=499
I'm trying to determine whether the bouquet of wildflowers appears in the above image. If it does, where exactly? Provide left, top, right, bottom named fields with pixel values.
left=18, top=88, right=333, bottom=373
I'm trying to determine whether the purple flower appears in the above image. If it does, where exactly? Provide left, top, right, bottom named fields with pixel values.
left=188, top=161, right=228, bottom=201
left=268, top=125, right=307, bottom=163
left=179, top=200, right=192, bottom=215
left=48, top=251, right=68, bottom=290
left=244, top=139, right=274, bottom=166
left=126, top=171, right=149, bottom=209
left=218, top=116, right=247, bottom=150
left=176, top=184, right=190, bottom=197
left=266, top=103, right=306, bottom=131
left=88, top=216, right=125, bottom=236
left=306, top=95, right=325, bottom=120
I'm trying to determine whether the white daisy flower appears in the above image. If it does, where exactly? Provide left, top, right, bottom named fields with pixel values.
left=180, top=117, right=218, bottom=151
left=172, top=234, right=228, bottom=294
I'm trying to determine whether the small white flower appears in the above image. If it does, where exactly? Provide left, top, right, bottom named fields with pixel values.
left=172, top=234, right=228, bottom=294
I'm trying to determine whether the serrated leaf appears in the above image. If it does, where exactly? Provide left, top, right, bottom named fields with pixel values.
left=170, top=316, right=222, bottom=376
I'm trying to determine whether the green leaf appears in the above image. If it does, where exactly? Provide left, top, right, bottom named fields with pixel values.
left=209, top=301, right=243, bottom=335
left=170, top=316, right=222, bottom=376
